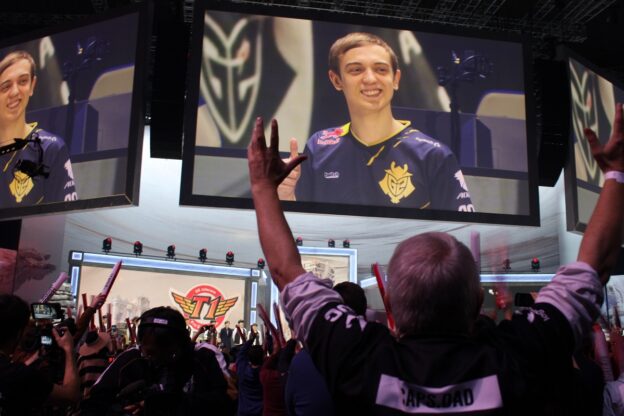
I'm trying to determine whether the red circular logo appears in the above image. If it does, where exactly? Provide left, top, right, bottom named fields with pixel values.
left=170, top=284, right=238, bottom=331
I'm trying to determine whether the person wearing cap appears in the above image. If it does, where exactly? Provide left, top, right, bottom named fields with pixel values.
left=79, top=306, right=231, bottom=415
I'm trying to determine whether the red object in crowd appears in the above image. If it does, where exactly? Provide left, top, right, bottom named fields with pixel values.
left=373, top=263, right=396, bottom=333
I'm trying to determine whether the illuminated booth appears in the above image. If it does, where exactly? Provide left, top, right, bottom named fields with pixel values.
left=68, top=251, right=268, bottom=333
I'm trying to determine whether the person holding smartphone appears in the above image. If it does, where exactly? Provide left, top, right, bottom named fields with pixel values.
left=0, top=294, right=79, bottom=415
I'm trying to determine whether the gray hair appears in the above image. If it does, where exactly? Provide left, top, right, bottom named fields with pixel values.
left=387, top=232, right=480, bottom=337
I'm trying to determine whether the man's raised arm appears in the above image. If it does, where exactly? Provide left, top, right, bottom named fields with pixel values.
left=248, top=117, right=307, bottom=290
left=578, top=103, right=624, bottom=284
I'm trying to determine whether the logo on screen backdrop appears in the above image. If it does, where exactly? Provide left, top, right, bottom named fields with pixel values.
left=170, top=285, right=238, bottom=330
left=199, top=14, right=311, bottom=147
left=569, top=60, right=601, bottom=185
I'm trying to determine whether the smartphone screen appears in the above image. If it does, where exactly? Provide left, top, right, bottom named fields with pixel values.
left=41, top=335, right=53, bottom=346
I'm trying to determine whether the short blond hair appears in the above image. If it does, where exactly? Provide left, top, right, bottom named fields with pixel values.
left=328, top=32, right=398, bottom=76
left=0, top=50, right=36, bottom=79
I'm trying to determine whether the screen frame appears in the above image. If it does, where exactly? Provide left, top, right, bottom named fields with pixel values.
left=269, top=245, right=358, bottom=329
left=563, top=46, right=624, bottom=233
left=0, top=3, right=151, bottom=220
left=180, top=0, right=540, bottom=226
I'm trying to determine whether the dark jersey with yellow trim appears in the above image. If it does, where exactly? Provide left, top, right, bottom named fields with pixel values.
left=295, top=122, right=474, bottom=211
left=0, top=126, right=77, bottom=208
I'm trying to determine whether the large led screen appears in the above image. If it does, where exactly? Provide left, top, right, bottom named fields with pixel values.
left=0, top=4, right=149, bottom=219
left=565, top=51, right=624, bottom=232
left=181, top=2, right=538, bottom=225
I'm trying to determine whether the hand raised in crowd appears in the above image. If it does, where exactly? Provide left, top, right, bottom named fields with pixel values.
left=584, top=102, right=624, bottom=173
left=90, top=293, right=107, bottom=310
left=191, top=325, right=208, bottom=343
left=277, top=138, right=302, bottom=201
left=53, top=327, right=74, bottom=353
left=248, top=117, right=306, bottom=192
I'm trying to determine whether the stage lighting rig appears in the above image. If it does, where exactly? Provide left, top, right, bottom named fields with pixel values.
left=199, top=248, right=207, bottom=263
left=343, top=239, right=350, bottom=248
left=328, top=239, right=335, bottom=248
left=166, top=245, right=176, bottom=259
left=257, top=258, right=265, bottom=269
left=531, top=258, right=540, bottom=272
left=133, top=241, right=143, bottom=256
left=102, top=237, right=112, bottom=254
left=295, top=237, right=303, bottom=246
left=226, top=251, right=234, bottom=266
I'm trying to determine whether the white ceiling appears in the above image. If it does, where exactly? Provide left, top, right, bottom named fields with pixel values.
left=60, top=128, right=569, bottom=276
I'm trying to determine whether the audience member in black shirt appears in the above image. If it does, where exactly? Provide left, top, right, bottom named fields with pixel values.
left=247, top=103, right=624, bottom=414
left=79, top=306, right=229, bottom=415
left=0, top=294, right=79, bottom=415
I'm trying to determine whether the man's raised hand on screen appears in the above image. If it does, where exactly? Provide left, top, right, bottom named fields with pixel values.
left=248, top=117, right=307, bottom=289
left=277, top=138, right=302, bottom=201
left=248, top=117, right=306, bottom=193
left=584, top=102, right=624, bottom=174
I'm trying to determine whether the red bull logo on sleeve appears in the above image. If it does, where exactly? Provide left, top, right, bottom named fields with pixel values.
left=317, top=127, right=345, bottom=145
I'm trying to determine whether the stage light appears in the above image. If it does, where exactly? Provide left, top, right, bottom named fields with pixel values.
left=199, top=248, right=207, bottom=263
left=133, top=241, right=143, bottom=256
left=343, top=239, right=350, bottom=248
left=295, top=237, right=303, bottom=246
left=531, top=257, right=540, bottom=272
left=257, top=258, right=265, bottom=269
left=167, top=244, right=176, bottom=259
left=328, top=239, right=335, bottom=248
left=226, top=251, right=234, bottom=266
left=503, top=259, right=511, bottom=272
left=102, top=237, right=112, bottom=253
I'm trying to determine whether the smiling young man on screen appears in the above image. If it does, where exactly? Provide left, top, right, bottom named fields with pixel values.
left=0, top=50, right=77, bottom=208
left=278, top=32, right=473, bottom=212
left=248, top=101, right=624, bottom=413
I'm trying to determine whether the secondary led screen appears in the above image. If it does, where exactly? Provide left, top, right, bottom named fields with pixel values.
left=0, top=6, right=147, bottom=219
left=78, top=265, right=248, bottom=331
left=565, top=53, right=624, bottom=232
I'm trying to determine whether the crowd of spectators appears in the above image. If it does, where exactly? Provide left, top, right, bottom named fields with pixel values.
left=0, top=282, right=365, bottom=416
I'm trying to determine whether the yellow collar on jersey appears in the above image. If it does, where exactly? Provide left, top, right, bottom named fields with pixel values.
left=346, top=120, right=411, bottom=147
